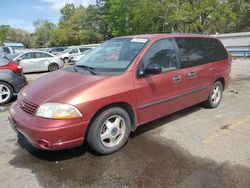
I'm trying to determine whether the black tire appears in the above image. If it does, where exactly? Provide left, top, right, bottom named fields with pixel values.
left=63, top=57, right=69, bottom=64
left=0, top=81, right=14, bottom=105
left=204, top=81, right=223, bottom=108
left=48, top=63, right=59, bottom=72
left=87, top=107, right=131, bottom=155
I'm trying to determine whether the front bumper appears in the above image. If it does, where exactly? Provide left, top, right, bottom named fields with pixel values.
left=9, top=102, right=89, bottom=150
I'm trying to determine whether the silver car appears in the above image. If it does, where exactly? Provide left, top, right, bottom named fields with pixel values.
left=14, top=51, right=64, bottom=73
left=59, top=47, right=92, bottom=63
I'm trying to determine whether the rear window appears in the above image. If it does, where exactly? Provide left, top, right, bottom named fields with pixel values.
left=176, top=37, right=228, bottom=68
left=3, top=47, right=10, bottom=54
left=0, top=58, right=9, bottom=66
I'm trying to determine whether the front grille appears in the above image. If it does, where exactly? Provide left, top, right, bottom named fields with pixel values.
left=19, top=99, right=38, bottom=116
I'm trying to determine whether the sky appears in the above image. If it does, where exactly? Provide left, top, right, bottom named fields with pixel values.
left=0, top=0, right=96, bottom=32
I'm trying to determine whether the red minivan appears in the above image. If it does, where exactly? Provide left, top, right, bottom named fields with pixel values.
left=9, top=34, right=231, bottom=154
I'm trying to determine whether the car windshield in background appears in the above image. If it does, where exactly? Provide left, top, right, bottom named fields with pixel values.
left=75, top=38, right=148, bottom=74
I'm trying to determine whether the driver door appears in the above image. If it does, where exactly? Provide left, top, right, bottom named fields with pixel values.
left=19, top=52, right=36, bottom=73
left=135, top=39, right=182, bottom=125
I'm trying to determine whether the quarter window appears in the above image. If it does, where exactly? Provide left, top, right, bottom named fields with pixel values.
left=141, top=39, right=177, bottom=73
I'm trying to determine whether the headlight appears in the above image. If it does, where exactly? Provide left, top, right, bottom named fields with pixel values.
left=36, top=103, right=82, bottom=119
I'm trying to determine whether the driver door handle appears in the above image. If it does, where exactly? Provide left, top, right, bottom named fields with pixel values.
left=187, top=71, right=196, bottom=78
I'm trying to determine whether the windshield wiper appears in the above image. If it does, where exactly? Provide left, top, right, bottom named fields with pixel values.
left=75, top=65, right=96, bottom=75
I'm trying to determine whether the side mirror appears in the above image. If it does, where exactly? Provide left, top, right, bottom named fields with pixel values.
left=138, top=63, right=162, bottom=78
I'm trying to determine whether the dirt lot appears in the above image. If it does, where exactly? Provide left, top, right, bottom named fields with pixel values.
left=0, top=59, right=250, bottom=188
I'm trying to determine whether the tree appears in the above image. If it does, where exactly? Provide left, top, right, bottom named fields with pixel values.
left=0, top=25, right=10, bottom=45
left=32, top=19, right=56, bottom=47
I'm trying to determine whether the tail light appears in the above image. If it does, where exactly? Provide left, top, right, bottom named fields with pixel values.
left=9, top=61, right=23, bottom=73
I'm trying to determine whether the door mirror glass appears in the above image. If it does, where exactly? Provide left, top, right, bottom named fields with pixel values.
left=138, top=63, right=162, bottom=77
left=144, top=63, right=162, bottom=75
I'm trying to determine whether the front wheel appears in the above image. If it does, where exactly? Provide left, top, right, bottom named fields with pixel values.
left=87, top=107, right=131, bottom=155
left=205, top=81, right=223, bottom=108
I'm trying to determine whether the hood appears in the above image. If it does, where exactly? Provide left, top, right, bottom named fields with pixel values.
left=21, top=69, right=109, bottom=105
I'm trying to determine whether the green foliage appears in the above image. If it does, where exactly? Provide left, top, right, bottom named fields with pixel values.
left=32, top=19, right=56, bottom=48
left=1, top=0, right=250, bottom=48
left=0, top=25, right=10, bottom=45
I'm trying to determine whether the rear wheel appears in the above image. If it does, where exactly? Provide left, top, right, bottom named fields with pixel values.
left=0, top=82, right=13, bottom=105
left=205, top=81, right=223, bottom=108
left=48, top=63, right=59, bottom=72
left=63, top=57, right=69, bottom=64
left=87, top=107, right=131, bottom=155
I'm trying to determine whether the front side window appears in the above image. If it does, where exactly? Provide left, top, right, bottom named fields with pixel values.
left=140, top=39, right=177, bottom=73
left=79, top=48, right=90, bottom=52
left=70, top=48, right=78, bottom=54
left=76, top=38, right=148, bottom=74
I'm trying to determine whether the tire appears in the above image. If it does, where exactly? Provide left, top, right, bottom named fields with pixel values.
left=87, top=107, right=131, bottom=155
left=0, top=82, right=13, bottom=105
left=63, top=58, right=69, bottom=64
left=204, top=81, right=223, bottom=108
left=48, top=63, right=59, bottom=72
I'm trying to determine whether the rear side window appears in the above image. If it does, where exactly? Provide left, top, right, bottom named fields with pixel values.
left=176, top=38, right=228, bottom=68
left=35, top=52, right=53, bottom=58
left=57, top=48, right=65, bottom=52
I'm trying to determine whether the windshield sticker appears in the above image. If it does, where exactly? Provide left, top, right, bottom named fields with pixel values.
left=131, top=38, right=148, bottom=43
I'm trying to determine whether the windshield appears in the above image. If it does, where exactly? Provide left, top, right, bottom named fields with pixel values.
left=75, top=38, right=148, bottom=74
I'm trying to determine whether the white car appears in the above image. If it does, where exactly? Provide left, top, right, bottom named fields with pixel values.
left=71, top=49, right=93, bottom=62
left=59, top=47, right=92, bottom=63
left=14, top=51, right=64, bottom=73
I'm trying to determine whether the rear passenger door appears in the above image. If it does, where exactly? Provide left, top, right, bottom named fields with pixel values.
left=34, top=52, right=53, bottom=71
left=175, top=38, right=212, bottom=108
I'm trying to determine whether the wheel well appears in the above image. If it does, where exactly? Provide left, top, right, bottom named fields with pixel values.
left=88, top=102, right=137, bottom=133
left=215, top=77, right=225, bottom=90
left=0, top=80, right=15, bottom=92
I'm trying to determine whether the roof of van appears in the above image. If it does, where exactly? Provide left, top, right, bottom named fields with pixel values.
left=117, top=33, right=213, bottom=40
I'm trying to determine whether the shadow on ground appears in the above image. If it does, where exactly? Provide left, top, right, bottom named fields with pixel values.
left=9, top=103, right=250, bottom=187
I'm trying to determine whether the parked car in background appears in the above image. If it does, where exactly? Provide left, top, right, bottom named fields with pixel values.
left=48, top=47, right=67, bottom=55
left=0, top=46, right=15, bottom=55
left=13, top=51, right=64, bottom=73
left=59, top=47, right=92, bottom=63
left=71, top=49, right=92, bottom=63
left=9, top=34, right=231, bottom=154
left=0, top=56, right=27, bottom=105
